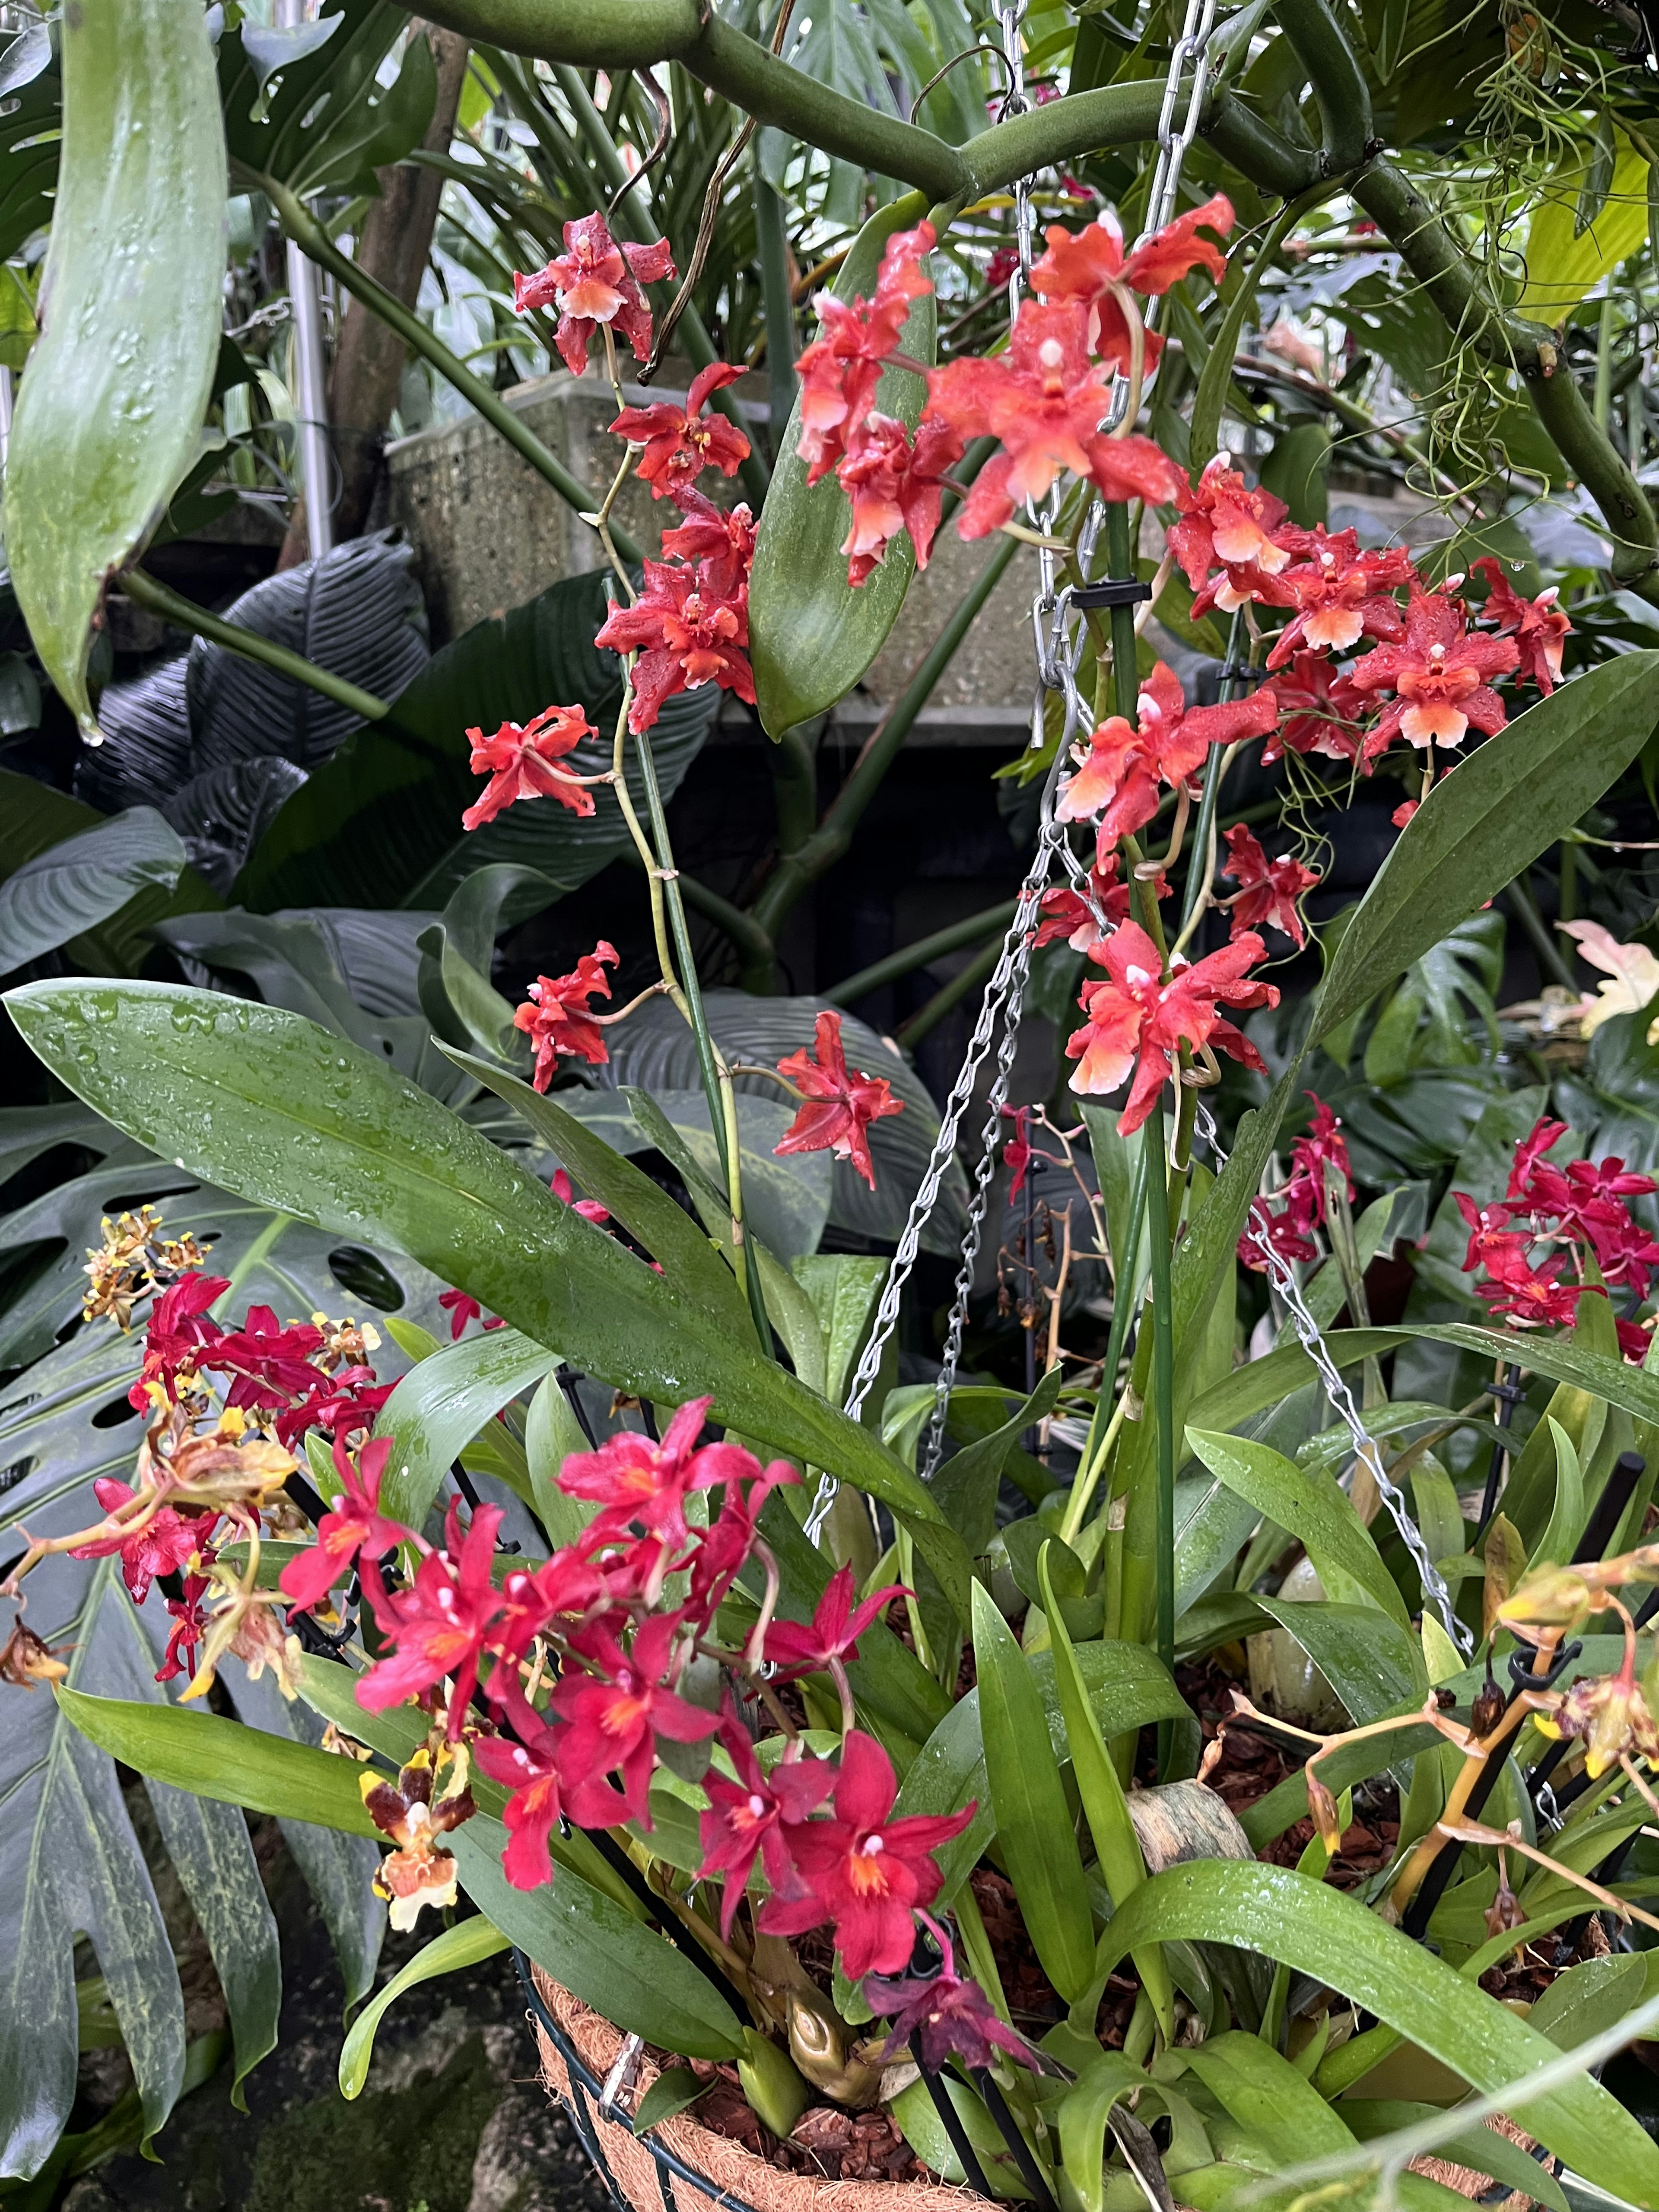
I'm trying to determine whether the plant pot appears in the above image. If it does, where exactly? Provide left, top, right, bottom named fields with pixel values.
left=521, top=1960, right=987, bottom=2212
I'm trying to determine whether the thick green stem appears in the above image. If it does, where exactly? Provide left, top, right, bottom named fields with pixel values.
left=120, top=570, right=390, bottom=723
left=754, top=174, right=798, bottom=455
left=1271, top=0, right=1372, bottom=173
left=1504, top=875, right=1579, bottom=993
left=827, top=899, right=1020, bottom=1006
left=748, top=535, right=1019, bottom=942
left=1102, top=504, right=1139, bottom=721
left=622, top=846, right=778, bottom=973
left=1142, top=1100, right=1176, bottom=1680
left=894, top=931, right=1004, bottom=1049
left=772, top=726, right=819, bottom=858
left=550, top=63, right=769, bottom=506
left=263, top=179, right=643, bottom=566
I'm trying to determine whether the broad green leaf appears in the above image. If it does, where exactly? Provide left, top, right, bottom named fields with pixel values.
left=1521, top=132, right=1649, bottom=320
left=933, top=1368, right=1063, bottom=1556
left=1185, top=1429, right=1409, bottom=1627
left=5, top=982, right=973, bottom=1624
left=1182, top=1332, right=1405, bottom=1436
left=794, top=1254, right=888, bottom=1402
left=970, top=1583, right=1096, bottom=2003
left=1530, top=1415, right=1585, bottom=1571
left=1529, top=1952, right=1649, bottom=2051
left=8, top=0, right=224, bottom=731
left=1312, top=656, right=1659, bottom=1044
left=1094, top=1861, right=1659, bottom=2205
left=0, top=810, right=185, bottom=976
left=374, top=1325, right=559, bottom=1527
left=749, top=194, right=938, bottom=733
left=447, top=1824, right=746, bottom=2060
left=1057, top=2055, right=1149, bottom=2212
left=890, top=2072, right=1031, bottom=2197
left=338, top=1920, right=509, bottom=2100
left=55, top=1689, right=381, bottom=1837
left=1183, top=2032, right=1356, bottom=2168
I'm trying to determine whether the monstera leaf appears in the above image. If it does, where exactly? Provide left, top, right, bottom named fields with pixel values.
left=219, top=0, right=435, bottom=199
left=0, top=1137, right=448, bottom=2179
left=593, top=992, right=969, bottom=1252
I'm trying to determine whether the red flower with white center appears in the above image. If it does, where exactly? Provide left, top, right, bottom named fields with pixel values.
left=1055, top=659, right=1278, bottom=839
left=696, top=1699, right=836, bottom=1936
left=70, top=1478, right=208, bottom=1604
left=774, top=1011, right=905, bottom=1189
left=1065, top=921, right=1277, bottom=1135
left=1220, top=824, right=1320, bottom=948
left=559, top=1395, right=753, bottom=1557
left=128, top=1271, right=227, bottom=1409
left=661, top=492, right=756, bottom=599
left=552, top=1610, right=718, bottom=1829
left=836, top=411, right=963, bottom=587
left=928, top=299, right=1181, bottom=538
left=763, top=1563, right=908, bottom=1681
left=550, top=1168, right=610, bottom=1226
left=279, top=1433, right=405, bottom=1615
left=1477, top=1254, right=1588, bottom=1330
left=356, top=1499, right=505, bottom=1732
left=1346, top=588, right=1519, bottom=753
left=595, top=558, right=755, bottom=735
left=1027, top=196, right=1233, bottom=371
left=462, top=704, right=599, bottom=831
left=1262, top=528, right=1413, bottom=666
left=474, top=1674, right=569, bottom=1891
left=489, top=1545, right=606, bottom=1666
left=513, top=942, right=619, bottom=1089
left=515, top=213, right=676, bottom=377
left=1167, top=458, right=1294, bottom=590
left=1453, top=1193, right=1537, bottom=1286
left=278, top=1366, right=392, bottom=1450
left=1260, top=650, right=1366, bottom=765
left=1473, top=556, right=1571, bottom=695
left=609, top=362, right=751, bottom=500
left=795, top=222, right=935, bottom=483
left=757, top=1730, right=974, bottom=1977
left=1032, top=853, right=1169, bottom=951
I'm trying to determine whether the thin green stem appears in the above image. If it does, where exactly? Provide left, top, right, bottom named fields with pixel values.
left=753, top=174, right=798, bottom=458
left=827, top=899, right=1020, bottom=1006
left=1143, top=1100, right=1175, bottom=1681
left=893, top=931, right=1004, bottom=1049
left=1503, top=875, right=1578, bottom=993
left=120, top=571, right=390, bottom=724
left=1595, top=291, right=1615, bottom=433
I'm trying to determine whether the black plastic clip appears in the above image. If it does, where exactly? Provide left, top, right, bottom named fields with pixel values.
left=1218, top=660, right=1270, bottom=683
left=1508, top=1637, right=1583, bottom=1694
left=1071, top=578, right=1154, bottom=609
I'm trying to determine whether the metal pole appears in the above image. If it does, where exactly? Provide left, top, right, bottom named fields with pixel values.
left=276, top=0, right=333, bottom=559
left=0, top=365, right=13, bottom=470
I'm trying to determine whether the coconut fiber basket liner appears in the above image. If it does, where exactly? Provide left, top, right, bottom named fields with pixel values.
left=516, top=1954, right=987, bottom=2212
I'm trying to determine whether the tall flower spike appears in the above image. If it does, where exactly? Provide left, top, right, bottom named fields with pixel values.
left=1055, top=659, right=1278, bottom=840
left=513, top=943, right=619, bottom=1089
left=462, top=704, right=599, bottom=832
left=609, top=361, right=751, bottom=501
left=774, top=1011, right=905, bottom=1189
left=515, top=212, right=676, bottom=377
left=594, top=557, right=755, bottom=736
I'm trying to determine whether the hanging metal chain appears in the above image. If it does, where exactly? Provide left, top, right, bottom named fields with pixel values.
left=1140, top=0, right=1223, bottom=243
left=1192, top=1100, right=1472, bottom=1656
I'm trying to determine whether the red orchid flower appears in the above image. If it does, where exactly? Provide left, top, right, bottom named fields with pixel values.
left=203, top=1305, right=326, bottom=1416
left=865, top=1911, right=1062, bottom=2076
left=1065, top=921, right=1277, bottom=1135
left=513, top=942, right=619, bottom=1089
left=474, top=1671, right=569, bottom=1890
left=1220, top=823, right=1320, bottom=948
left=1027, top=195, right=1233, bottom=372
left=1168, top=458, right=1293, bottom=591
left=156, top=1568, right=214, bottom=1684
left=550, top=1168, right=610, bottom=1226
left=1261, top=528, right=1412, bottom=666
left=1002, top=1104, right=1033, bottom=1197
left=836, top=411, right=962, bottom=587
left=278, top=1367, right=393, bottom=1450
left=462, top=704, right=599, bottom=832
left=128, top=1271, right=228, bottom=1409
left=696, top=1697, right=836, bottom=1936
left=1055, top=659, right=1278, bottom=840
left=552, top=1608, right=718, bottom=1829
left=774, top=1011, right=905, bottom=1189
left=489, top=1545, right=607, bottom=1666
left=1240, top=1094, right=1352, bottom=1271
left=356, top=1499, right=505, bottom=1734
left=1346, top=588, right=1519, bottom=753
left=559, top=1395, right=753, bottom=1556
left=1472, top=556, right=1571, bottom=694
left=684, top=1458, right=798, bottom=1630
left=763, top=1563, right=908, bottom=1681
left=795, top=222, right=935, bottom=482
left=660, top=491, right=756, bottom=599
left=514, top=212, right=676, bottom=376
left=928, top=299, right=1181, bottom=537
left=438, top=1287, right=507, bottom=1338
left=610, top=361, right=751, bottom=500
left=594, top=557, right=755, bottom=735
left=279, top=1433, right=405, bottom=1615
left=1453, top=1193, right=1533, bottom=1284
left=1032, top=852, right=1169, bottom=951
left=70, top=1478, right=208, bottom=1603
left=758, top=1730, right=974, bottom=1977
left=1477, top=1253, right=1588, bottom=1330
left=1259, top=650, right=1366, bottom=765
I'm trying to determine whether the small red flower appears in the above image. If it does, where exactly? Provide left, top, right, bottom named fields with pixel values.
left=1066, top=921, right=1277, bottom=1135
left=559, top=1395, right=752, bottom=1556
left=1167, top=458, right=1293, bottom=591
left=474, top=1672, right=568, bottom=1891
left=1261, top=651, right=1367, bottom=766
left=356, top=1499, right=505, bottom=1733
left=696, top=1698, right=836, bottom=1936
left=550, top=1168, right=610, bottom=1226
left=774, top=1011, right=905, bottom=1189
left=865, top=1911, right=1062, bottom=2076
left=1027, top=197, right=1232, bottom=372
left=610, top=362, right=751, bottom=500
left=1002, top=1104, right=1033, bottom=1196
left=515, top=212, right=675, bottom=377
left=594, top=559, right=754, bottom=735
left=203, top=1305, right=326, bottom=1415
left=1347, top=588, right=1519, bottom=753
left=1473, top=556, right=1571, bottom=695
left=795, top=222, right=935, bottom=483
left=279, top=1433, right=405, bottom=1615
left=156, top=1568, right=214, bottom=1683
left=438, top=1288, right=505, bottom=1338
left=462, top=704, right=599, bottom=832
left=70, top=1478, right=208, bottom=1603
left=1220, top=824, right=1320, bottom=948
left=837, top=412, right=962, bottom=587
left=1261, top=528, right=1413, bottom=666
left=757, top=1730, right=974, bottom=1977
left=660, top=493, right=756, bottom=599
left=552, top=1610, right=718, bottom=1829
left=1391, top=798, right=1420, bottom=827
left=763, top=1563, right=908, bottom=1681
left=127, top=1271, right=227, bottom=1409
left=1056, top=660, right=1278, bottom=840
left=513, top=942, right=619, bottom=1089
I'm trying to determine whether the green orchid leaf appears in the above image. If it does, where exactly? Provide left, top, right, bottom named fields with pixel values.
left=1094, top=1861, right=1659, bottom=2205
left=8, top=0, right=224, bottom=733
left=374, top=1325, right=560, bottom=1527
left=1185, top=1428, right=1409, bottom=1626
left=1340, top=2103, right=1569, bottom=2212
left=338, top=1920, right=510, bottom=2101
left=1057, top=2055, right=1150, bottom=2212
left=1183, top=2032, right=1356, bottom=2169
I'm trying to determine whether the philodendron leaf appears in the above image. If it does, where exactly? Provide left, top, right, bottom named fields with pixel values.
left=1094, top=1861, right=1659, bottom=2206
left=749, top=191, right=938, bottom=734
left=338, top=1920, right=509, bottom=2101
left=0, top=808, right=185, bottom=975
left=7, top=0, right=224, bottom=731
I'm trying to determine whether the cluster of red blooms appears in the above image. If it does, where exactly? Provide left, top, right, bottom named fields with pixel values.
left=276, top=1392, right=973, bottom=1978
left=1237, top=1094, right=1354, bottom=1271
left=1456, top=1118, right=1659, bottom=1355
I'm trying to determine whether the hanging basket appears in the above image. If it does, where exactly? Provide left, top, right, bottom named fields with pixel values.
left=518, top=1958, right=987, bottom=2212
